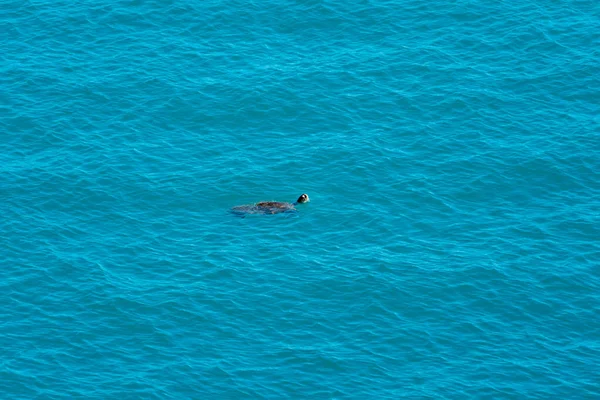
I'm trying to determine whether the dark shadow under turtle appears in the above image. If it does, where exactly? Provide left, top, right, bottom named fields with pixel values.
left=231, top=194, right=310, bottom=216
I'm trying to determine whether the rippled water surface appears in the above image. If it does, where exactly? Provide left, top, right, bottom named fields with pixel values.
left=2, top=1, right=599, bottom=398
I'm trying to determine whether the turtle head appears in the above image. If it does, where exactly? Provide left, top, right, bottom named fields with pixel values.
left=296, top=194, right=310, bottom=204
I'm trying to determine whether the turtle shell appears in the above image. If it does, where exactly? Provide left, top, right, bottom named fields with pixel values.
left=231, top=201, right=296, bottom=216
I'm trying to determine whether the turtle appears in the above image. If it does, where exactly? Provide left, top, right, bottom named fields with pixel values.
left=231, top=194, right=310, bottom=216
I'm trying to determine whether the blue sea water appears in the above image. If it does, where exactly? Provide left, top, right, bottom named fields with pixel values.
left=2, top=0, right=599, bottom=398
